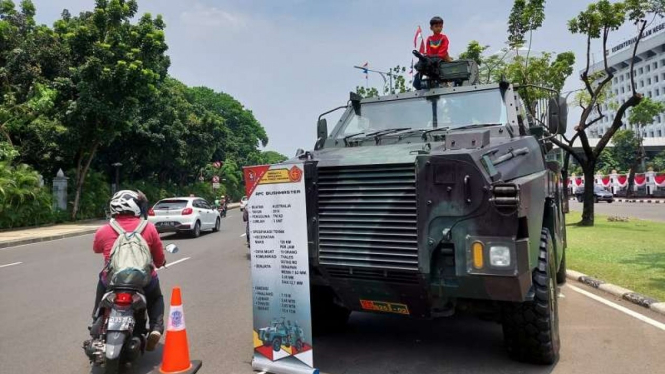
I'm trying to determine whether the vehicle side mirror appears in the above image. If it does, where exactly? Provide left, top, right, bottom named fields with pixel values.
left=548, top=97, right=568, bottom=135
left=317, top=118, right=328, bottom=141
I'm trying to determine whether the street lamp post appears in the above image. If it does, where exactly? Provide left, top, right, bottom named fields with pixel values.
left=111, top=162, right=122, bottom=193
left=353, top=65, right=393, bottom=94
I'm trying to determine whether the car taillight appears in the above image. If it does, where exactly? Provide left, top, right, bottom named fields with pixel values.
left=148, top=208, right=155, bottom=216
left=182, top=207, right=193, bottom=215
left=115, top=292, right=133, bottom=306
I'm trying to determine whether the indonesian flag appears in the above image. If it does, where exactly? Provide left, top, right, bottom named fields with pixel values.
left=414, top=25, right=425, bottom=53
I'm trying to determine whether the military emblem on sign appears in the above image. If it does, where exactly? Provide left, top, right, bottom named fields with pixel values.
left=171, top=310, right=183, bottom=328
left=248, top=170, right=256, bottom=182
left=289, top=166, right=303, bottom=182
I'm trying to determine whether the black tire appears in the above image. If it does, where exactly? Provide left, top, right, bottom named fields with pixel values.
left=311, top=286, right=351, bottom=336
left=191, top=221, right=201, bottom=238
left=607, top=200, right=613, bottom=204
left=576, top=195, right=583, bottom=202
left=104, top=358, right=120, bottom=374
left=213, top=218, right=220, bottom=232
left=556, top=245, right=566, bottom=285
left=595, top=197, right=599, bottom=203
left=272, top=337, right=282, bottom=352
left=501, top=228, right=560, bottom=365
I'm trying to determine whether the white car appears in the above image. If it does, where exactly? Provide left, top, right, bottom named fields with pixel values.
left=240, top=196, right=248, bottom=211
left=148, top=197, right=221, bottom=237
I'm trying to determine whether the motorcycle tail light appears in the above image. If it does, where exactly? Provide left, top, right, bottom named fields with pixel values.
left=115, top=292, right=133, bottom=306
left=182, top=207, right=193, bottom=215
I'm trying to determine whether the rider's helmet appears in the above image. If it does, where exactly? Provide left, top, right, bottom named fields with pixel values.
left=109, top=190, right=147, bottom=217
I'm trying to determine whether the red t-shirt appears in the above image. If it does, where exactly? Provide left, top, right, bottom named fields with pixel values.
left=93, top=216, right=165, bottom=283
left=425, top=33, right=450, bottom=59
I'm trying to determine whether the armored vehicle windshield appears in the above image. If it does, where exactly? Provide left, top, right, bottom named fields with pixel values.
left=336, top=88, right=508, bottom=139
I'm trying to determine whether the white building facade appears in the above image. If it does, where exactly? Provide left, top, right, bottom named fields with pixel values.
left=587, top=22, right=665, bottom=139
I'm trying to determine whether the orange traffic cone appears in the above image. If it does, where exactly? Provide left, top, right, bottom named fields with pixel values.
left=153, top=287, right=202, bottom=374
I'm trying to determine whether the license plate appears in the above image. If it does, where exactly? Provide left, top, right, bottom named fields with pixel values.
left=107, top=316, right=134, bottom=331
left=158, top=221, right=176, bottom=227
left=360, top=300, right=410, bottom=315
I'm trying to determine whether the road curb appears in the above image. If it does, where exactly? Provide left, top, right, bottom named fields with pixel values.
left=566, top=270, right=664, bottom=316
left=0, top=228, right=99, bottom=249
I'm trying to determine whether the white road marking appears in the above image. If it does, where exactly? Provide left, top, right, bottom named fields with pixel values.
left=569, top=285, right=665, bottom=331
left=0, top=262, right=22, bottom=268
left=240, top=233, right=246, bottom=237
left=158, top=257, right=191, bottom=271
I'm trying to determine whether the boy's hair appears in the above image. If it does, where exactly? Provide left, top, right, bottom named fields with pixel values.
left=430, top=16, right=444, bottom=26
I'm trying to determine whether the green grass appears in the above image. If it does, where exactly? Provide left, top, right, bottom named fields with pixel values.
left=565, top=211, right=665, bottom=301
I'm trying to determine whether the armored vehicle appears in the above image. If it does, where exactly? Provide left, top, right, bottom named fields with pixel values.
left=293, top=55, right=568, bottom=364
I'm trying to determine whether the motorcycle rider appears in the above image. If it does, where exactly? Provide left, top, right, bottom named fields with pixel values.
left=91, top=190, right=166, bottom=351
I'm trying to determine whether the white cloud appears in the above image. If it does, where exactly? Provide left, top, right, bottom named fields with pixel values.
left=180, top=2, right=247, bottom=32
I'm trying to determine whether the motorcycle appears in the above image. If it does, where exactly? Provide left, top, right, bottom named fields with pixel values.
left=218, top=204, right=227, bottom=218
left=83, top=243, right=179, bottom=373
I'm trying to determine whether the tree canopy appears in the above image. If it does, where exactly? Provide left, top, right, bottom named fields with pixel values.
left=0, top=0, right=286, bottom=225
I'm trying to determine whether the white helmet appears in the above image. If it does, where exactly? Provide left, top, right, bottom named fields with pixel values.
left=109, top=190, right=143, bottom=217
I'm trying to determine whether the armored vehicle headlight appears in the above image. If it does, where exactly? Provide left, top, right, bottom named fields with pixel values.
left=489, top=246, right=511, bottom=267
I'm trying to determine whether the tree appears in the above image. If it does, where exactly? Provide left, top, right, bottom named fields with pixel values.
left=458, top=40, right=490, bottom=66
left=650, top=150, right=665, bottom=171
left=551, top=0, right=665, bottom=226
left=596, top=148, right=620, bottom=174
left=625, top=97, right=665, bottom=195
left=611, top=129, right=639, bottom=171
left=507, top=0, right=546, bottom=50
left=52, top=0, right=170, bottom=219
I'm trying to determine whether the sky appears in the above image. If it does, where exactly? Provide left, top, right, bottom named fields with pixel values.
left=31, top=0, right=642, bottom=157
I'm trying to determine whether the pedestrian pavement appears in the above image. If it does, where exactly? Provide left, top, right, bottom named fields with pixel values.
left=0, top=220, right=105, bottom=249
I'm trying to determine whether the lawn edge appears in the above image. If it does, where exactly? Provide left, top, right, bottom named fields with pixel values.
left=566, top=270, right=664, bottom=316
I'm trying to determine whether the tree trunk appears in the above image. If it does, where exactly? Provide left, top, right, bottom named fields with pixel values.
left=70, top=143, right=99, bottom=220
left=580, top=164, right=596, bottom=226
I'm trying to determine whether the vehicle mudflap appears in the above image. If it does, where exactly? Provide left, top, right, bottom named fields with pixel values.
left=106, top=331, right=126, bottom=360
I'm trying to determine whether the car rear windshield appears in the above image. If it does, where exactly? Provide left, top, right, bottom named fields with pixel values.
left=154, top=200, right=188, bottom=210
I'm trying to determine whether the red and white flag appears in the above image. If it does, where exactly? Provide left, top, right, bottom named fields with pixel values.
left=413, top=25, right=425, bottom=52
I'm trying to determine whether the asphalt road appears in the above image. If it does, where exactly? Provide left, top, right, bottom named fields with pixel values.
left=569, top=200, right=665, bottom=222
left=1, top=212, right=664, bottom=374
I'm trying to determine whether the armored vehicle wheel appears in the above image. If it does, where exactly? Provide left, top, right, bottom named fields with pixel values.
left=311, top=286, right=351, bottom=336
left=272, top=337, right=282, bottom=352
left=501, top=228, right=560, bottom=365
left=556, top=247, right=566, bottom=285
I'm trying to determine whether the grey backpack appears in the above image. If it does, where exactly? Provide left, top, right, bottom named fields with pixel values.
left=106, top=219, right=153, bottom=287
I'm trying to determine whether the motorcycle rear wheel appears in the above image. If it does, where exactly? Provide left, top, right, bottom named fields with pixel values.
left=104, top=358, right=120, bottom=374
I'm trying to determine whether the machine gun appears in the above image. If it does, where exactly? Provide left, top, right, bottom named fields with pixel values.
left=412, top=50, right=479, bottom=89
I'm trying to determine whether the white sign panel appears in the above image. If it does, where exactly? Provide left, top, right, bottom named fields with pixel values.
left=243, top=164, right=317, bottom=374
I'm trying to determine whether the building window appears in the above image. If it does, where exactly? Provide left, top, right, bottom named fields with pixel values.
left=657, top=88, right=661, bottom=96
left=613, top=77, right=618, bottom=84
left=639, top=67, right=644, bottom=74
left=647, top=91, right=652, bottom=98
left=621, top=86, right=625, bottom=93
left=647, top=65, right=651, bottom=72
left=620, top=75, right=625, bottom=82
left=648, top=78, right=652, bottom=85
left=657, top=75, right=660, bottom=83
left=654, top=62, right=658, bottom=69
left=615, top=89, right=619, bottom=95
left=659, top=130, right=663, bottom=137
left=640, top=80, right=644, bottom=87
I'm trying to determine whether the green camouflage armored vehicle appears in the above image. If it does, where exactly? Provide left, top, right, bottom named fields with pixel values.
left=295, top=56, right=568, bottom=365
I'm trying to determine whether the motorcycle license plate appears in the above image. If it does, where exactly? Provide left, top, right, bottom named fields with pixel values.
left=107, top=316, right=134, bottom=331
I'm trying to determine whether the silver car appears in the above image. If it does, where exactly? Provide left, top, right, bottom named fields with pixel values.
left=148, top=197, right=221, bottom=237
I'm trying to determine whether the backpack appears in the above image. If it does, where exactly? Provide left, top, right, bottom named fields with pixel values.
left=106, top=219, right=153, bottom=287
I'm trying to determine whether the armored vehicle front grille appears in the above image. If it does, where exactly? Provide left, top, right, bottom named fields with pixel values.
left=317, top=164, right=419, bottom=272
left=326, top=267, right=421, bottom=284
